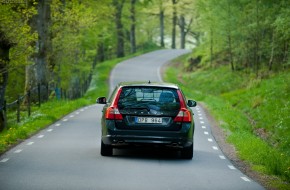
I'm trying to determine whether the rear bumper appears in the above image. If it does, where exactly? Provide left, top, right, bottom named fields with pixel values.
left=102, top=135, right=193, bottom=149
left=102, top=121, right=194, bottom=149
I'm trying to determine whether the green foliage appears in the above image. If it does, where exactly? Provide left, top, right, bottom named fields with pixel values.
left=193, top=0, right=290, bottom=72
left=164, top=56, right=290, bottom=187
left=1, top=2, right=37, bottom=101
left=50, top=0, right=100, bottom=90
left=3, top=0, right=164, bottom=102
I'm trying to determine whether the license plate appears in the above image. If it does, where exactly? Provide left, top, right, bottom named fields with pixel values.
left=136, top=117, right=162, bottom=124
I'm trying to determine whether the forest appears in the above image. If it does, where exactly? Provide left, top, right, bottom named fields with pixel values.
left=0, top=0, right=289, bottom=131
left=0, top=0, right=288, bottom=125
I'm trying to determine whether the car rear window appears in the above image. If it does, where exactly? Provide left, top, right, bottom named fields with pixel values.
left=117, top=87, right=180, bottom=111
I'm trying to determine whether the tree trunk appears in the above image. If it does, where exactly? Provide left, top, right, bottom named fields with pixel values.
left=25, top=0, right=52, bottom=102
left=96, top=42, right=105, bottom=64
left=268, top=31, right=275, bottom=71
left=210, top=28, right=213, bottom=66
left=283, top=41, right=288, bottom=69
left=0, top=32, right=11, bottom=131
left=226, top=1, right=234, bottom=71
left=171, top=0, right=177, bottom=49
left=160, top=9, right=165, bottom=47
left=113, top=0, right=125, bottom=58
left=178, top=14, right=193, bottom=49
left=228, top=34, right=235, bottom=71
left=179, top=15, right=186, bottom=49
left=254, top=0, right=260, bottom=76
left=130, top=0, right=136, bottom=53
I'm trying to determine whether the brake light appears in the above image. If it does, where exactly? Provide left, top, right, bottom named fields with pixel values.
left=105, top=88, right=123, bottom=120
left=174, top=108, right=192, bottom=122
left=174, top=90, right=192, bottom=122
left=105, top=106, right=123, bottom=120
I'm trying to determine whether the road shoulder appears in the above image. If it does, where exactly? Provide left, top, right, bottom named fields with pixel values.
left=199, top=102, right=278, bottom=190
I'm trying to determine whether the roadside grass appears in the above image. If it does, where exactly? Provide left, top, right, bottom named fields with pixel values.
left=164, top=56, right=290, bottom=189
left=0, top=48, right=160, bottom=155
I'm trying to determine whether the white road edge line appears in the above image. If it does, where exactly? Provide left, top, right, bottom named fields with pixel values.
left=14, top=149, right=22, bottom=153
left=202, top=126, right=206, bottom=129
left=47, top=129, right=53, bottom=132
left=63, top=118, right=68, bottom=122
left=27, top=142, right=34, bottom=145
left=204, top=131, right=209, bottom=135
left=212, top=146, right=218, bottom=150
left=55, top=123, right=61, bottom=127
left=0, top=158, right=9, bottom=163
left=208, top=138, right=213, bottom=142
left=219, top=155, right=226, bottom=159
left=38, top=135, right=44, bottom=138
left=228, top=165, right=236, bottom=170
left=241, top=177, right=251, bottom=182
left=200, top=121, right=204, bottom=124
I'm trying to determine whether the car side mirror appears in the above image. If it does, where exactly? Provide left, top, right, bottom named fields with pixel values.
left=96, top=97, right=107, bottom=104
left=187, top=100, right=197, bottom=107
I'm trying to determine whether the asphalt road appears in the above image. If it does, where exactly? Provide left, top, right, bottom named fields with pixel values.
left=0, top=49, right=264, bottom=190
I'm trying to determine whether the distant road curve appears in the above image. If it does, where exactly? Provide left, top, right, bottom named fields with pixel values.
left=110, top=49, right=191, bottom=92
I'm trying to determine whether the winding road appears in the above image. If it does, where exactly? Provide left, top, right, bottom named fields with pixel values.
left=0, top=49, right=264, bottom=190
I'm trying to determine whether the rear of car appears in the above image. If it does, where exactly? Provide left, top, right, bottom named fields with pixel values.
left=97, top=82, right=196, bottom=159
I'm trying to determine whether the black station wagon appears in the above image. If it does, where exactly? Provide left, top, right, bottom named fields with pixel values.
left=97, top=81, right=197, bottom=159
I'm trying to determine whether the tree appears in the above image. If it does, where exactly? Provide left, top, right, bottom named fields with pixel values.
left=194, top=0, right=289, bottom=73
left=113, top=0, right=126, bottom=58
left=225, top=0, right=235, bottom=71
left=159, top=1, right=165, bottom=48
left=130, top=0, right=137, bottom=53
left=0, top=2, right=36, bottom=130
left=171, top=0, right=178, bottom=49
left=140, top=0, right=167, bottom=47
left=0, top=32, right=11, bottom=131
left=51, top=0, right=98, bottom=98
left=25, top=0, right=52, bottom=102
left=268, top=0, right=290, bottom=70
left=178, top=15, right=188, bottom=49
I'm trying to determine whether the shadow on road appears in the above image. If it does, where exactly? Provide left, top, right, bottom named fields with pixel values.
left=112, top=147, right=186, bottom=161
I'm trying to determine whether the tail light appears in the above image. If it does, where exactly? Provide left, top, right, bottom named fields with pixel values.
left=174, top=90, right=192, bottom=123
left=174, top=108, right=192, bottom=122
left=105, top=88, right=123, bottom=120
left=105, top=106, right=123, bottom=120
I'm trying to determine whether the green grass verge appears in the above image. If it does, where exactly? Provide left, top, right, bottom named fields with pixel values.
left=164, top=55, right=290, bottom=189
left=0, top=47, right=160, bottom=154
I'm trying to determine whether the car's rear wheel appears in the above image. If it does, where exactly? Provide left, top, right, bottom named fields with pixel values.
left=181, top=144, right=193, bottom=159
left=101, top=141, right=113, bottom=156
